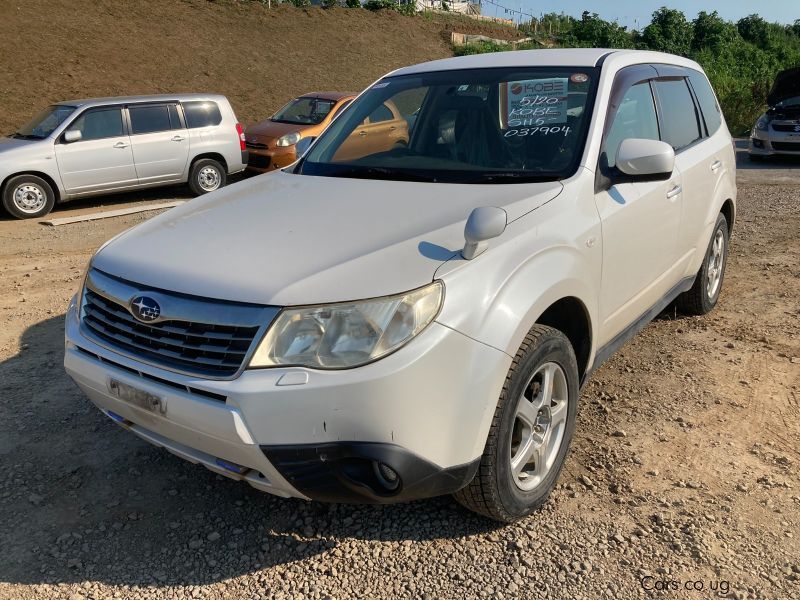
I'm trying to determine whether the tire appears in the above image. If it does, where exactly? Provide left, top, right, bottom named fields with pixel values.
left=675, top=212, right=729, bottom=316
left=454, top=325, right=579, bottom=522
left=188, top=158, right=226, bottom=196
left=2, top=174, right=56, bottom=219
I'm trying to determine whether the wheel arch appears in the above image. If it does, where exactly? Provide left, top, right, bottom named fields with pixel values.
left=190, top=152, right=228, bottom=174
left=720, top=198, right=735, bottom=236
left=535, top=296, right=593, bottom=383
left=2, top=171, right=63, bottom=204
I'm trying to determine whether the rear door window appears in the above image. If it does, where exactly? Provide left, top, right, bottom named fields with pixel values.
left=67, top=108, right=124, bottom=141
left=654, top=79, right=702, bottom=151
left=182, top=101, right=222, bottom=128
left=129, top=105, right=172, bottom=135
left=688, top=72, right=722, bottom=136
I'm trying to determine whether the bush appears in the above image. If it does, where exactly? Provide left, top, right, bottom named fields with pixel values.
left=364, top=0, right=395, bottom=10
left=289, top=0, right=310, bottom=6
left=345, top=0, right=360, bottom=6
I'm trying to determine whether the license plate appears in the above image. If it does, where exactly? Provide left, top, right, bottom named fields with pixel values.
left=108, top=379, right=166, bottom=414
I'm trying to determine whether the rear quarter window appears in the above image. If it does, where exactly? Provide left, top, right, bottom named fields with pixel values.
left=182, top=101, right=222, bottom=128
left=688, top=71, right=722, bottom=136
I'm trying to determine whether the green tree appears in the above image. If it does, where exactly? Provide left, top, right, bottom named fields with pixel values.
left=641, top=7, right=693, bottom=56
left=565, top=11, right=632, bottom=48
left=692, top=11, right=738, bottom=51
left=737, top=14, right=771, bottom=47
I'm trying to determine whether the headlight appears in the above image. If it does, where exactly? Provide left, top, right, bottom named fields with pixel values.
left=74, top=260, right=91, bottom=323
left=276, top=132, right=301, bottom=147
left=755, top=116, right=769, bottom=131
left=249, top=281, right=444, bottom=369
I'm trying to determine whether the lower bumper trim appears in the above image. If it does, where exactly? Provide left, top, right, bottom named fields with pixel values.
left=261, top=442, right=480, bottom=504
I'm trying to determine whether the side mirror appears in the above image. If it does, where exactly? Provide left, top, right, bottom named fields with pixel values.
left=462, top=206, right=507, bottom=260
left=295, top=136, right=315, bottom=158
left=63, top=130, right=82, bottom=143
left=616, top=138, right=674, bottom=179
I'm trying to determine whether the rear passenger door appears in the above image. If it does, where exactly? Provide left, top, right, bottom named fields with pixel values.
left=127, top=103, right=189, bottom=184
left=651, top=73, right=711, bottom=273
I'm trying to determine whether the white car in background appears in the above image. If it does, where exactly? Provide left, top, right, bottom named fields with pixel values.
left=64, top=49, right=735, bottom=522
left=749, top=67, right=800, bottom=160
left=0, top=94, right=247, bottom=219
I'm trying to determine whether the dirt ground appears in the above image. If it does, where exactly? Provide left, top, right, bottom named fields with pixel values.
left=0, top=143, right=798, bottom=599
left=0, top=0, right=521, bottom=132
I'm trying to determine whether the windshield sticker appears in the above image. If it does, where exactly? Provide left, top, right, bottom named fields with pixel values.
left=371, top=82, right=390, bottom=89
left=504, top=125, right=571, bottom=138
left=502, top=78, right=569, bottom=128
left=570, top=73, right=589, bottom=83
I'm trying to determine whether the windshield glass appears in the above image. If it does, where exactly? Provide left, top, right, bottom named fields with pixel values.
left=776, top=95, right=800, bottom=108
left=299, top=67, right=599, bottom=184
left=272, top=97, right=336, bottom=125
left=15, top=105, right=76, bottom=139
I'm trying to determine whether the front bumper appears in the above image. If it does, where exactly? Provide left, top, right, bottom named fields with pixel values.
left=245, top=145, right=297, bottom=173
left=749, top=126, right=800, bottom=156
left=64, top=299, right=510, bottom=503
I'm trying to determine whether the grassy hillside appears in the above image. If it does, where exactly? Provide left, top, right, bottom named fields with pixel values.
left=0, top=0, right=518, bottom=131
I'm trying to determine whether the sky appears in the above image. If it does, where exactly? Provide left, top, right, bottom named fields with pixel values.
left=482, top=0, right=799, bottom=29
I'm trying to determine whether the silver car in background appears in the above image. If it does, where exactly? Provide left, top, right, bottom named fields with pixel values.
left=0, top=94, right=248, bottom=219
left=749, top=67, right=800, bottom=161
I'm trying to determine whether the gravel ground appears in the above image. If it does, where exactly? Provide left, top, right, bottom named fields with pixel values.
left=0, top=176, right=798, bottom=599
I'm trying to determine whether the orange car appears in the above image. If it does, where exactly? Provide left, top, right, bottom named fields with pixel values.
left=245, top=92, right=410, bottom=172
left=245, top=92, right=355, bottom=173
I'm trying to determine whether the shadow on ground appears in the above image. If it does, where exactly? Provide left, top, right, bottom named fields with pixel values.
left=0, top=315, right=499, bottom=588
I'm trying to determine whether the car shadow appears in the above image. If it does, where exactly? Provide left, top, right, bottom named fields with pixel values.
left=0, top=315, right=500, bottom=588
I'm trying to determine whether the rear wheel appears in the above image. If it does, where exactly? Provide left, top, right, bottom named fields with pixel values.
left=454, top=325, right=579, bottom=522
left=2, top=174, right=56, bottom=219
left=676, top=212, right=729, bottom=315
left=189, top=158, right=226, bottom=196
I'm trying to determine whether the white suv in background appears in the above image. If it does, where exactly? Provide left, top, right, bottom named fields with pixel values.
left=64, top=49, right=735, bottom=522
left=0, top=94, right=247, bottom=219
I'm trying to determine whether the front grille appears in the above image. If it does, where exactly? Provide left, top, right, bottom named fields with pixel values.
left=771, top=141, right=800, bottom=152
left=245, top=141, right=269, bottom=149
left=82, top=289, right=260, bottom=377
left=771, top=123, right=800, bottom=132
left=247, top=153, right=271, bottom=169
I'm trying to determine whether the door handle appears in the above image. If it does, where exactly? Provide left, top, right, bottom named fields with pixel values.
left=171, top=135, right=185, bottom=142
left=710, top=160, right=722, bottom=171
left=666, top=184, right=682, bottom=199
left=358, top=131, right=367, bottom=137
left=113, top=141, right=128, bottom=149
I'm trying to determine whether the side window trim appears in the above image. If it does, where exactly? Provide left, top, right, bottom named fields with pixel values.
left=58, top=104, right=128, bottom=143
left=125, top=103, right=174, bottom=136
left=595, top=64, right=659, bottom=192
left=686, top=77, right=710, bottom=138
left=651, top=76, right=704, bottom=153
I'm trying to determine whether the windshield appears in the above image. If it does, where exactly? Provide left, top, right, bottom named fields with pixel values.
left=272, top=97, right=336, bottom=125
left=299, top=67, right=599, bottom=184
left=776, top=96, right=800, bottom=108
left=13, top=105, right=76, bottom=139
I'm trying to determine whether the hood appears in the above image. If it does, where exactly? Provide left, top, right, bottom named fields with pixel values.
left=92, top=171, right=562, bottom=306
left=245, top=120, right=305, bottom=145
left=767, top=67, right=800, bottom=107
left=0, top=136, right=39, bottom=154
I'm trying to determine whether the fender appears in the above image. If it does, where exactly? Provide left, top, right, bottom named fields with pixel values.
left=435, top=194, right=602, bottom=374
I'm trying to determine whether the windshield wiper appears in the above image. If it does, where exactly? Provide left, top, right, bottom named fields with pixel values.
left=467, top=172, right=560, bottom=184
left=326, top=166, right=436, bottom=183
left=9, top=132, right=43, bottom=140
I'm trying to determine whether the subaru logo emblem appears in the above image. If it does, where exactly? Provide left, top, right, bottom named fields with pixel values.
left=130, top=296, right=161, bottom=322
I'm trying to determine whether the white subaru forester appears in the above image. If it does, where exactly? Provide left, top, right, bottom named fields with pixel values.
left=64, top=49, right=735, bottom=522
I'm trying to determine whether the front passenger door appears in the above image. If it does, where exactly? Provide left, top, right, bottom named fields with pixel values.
left=595, top=80, right=683, bottom=343
left=55, top=107, right=138, bottom=195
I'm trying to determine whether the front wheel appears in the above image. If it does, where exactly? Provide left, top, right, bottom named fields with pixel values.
left=454, top=325, right=579, bottom=522
left=676, top=212, right=729, bottom=315
left=188, top=158, right=226, bottom=196
left=2, top=174, right=56, bottom=219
